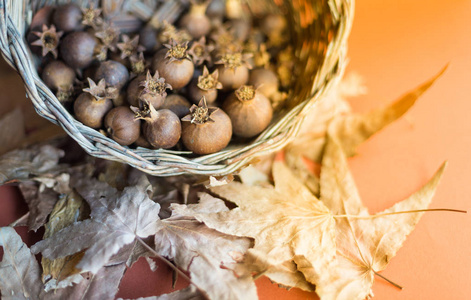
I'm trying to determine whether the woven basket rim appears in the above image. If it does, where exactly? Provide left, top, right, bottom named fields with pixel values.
left=0, top=0, right=354, bottom=176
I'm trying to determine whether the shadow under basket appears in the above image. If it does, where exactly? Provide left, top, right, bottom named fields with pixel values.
left=0, top=0, right=354, bottom=176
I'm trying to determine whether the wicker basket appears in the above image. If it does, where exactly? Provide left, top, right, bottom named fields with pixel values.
left=0, top=0, right=354, bottom=176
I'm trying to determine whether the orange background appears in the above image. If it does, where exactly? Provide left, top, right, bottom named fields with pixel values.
left=1, top=0, right=471, bottom=299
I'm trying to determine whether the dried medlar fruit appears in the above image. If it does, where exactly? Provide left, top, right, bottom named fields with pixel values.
left=105, top=106, right=141, bottom=146
left=126, top=74, right=146, bottom=107
left=152, top=40, right=194, bottom=89
left=95, top=60, right=130, bottom=90
left=188, top=66, right=223, bottom=104
left=52, top=3, right=83, bottom=33
left=42, top=60, right=75, bottom=103
left=248, top=68, right=279, bottom=99
left=179, top=1, right=211, bottom=39
left=133, top=101, right=181, bottom=149
left=60, top=31, right=97, bottom=69
left=74, top=78, right=114, bottom=129
left=139, top=71, right=173, bottom=109
left=216, top=52, right=252, bottom=91
left=222, top=85, right=273, bottom=138
left=181, top=97, right=232, bottom=155
left=161, top=94, right=191, bottom=118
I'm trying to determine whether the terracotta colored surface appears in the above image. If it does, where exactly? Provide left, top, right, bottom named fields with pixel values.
left=1, top=0, right=470, bottom=299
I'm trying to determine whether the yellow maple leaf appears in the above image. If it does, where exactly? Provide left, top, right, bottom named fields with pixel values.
left=184, top=135, right=447, bottom=298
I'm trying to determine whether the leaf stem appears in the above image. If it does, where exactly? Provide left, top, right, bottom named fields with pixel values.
left=8, top=212, right=29, bottom=227
left=373, top=270, right=403, bottom=290
left=334, top=208, right=467, bottom=220
left=135, top=237, right=210, bottom=300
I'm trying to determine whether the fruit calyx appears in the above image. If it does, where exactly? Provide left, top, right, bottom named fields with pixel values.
left=235, top=85, right=256, bottom=102
left=164, top=40, right=192, bottom=62
left=216, top=51, right=252, bottom=71
left=197, top=66, right=223, bottom=91
left=117, top=34, right=145, bottom=59
left=81, top=5, right=103, bottom=28
left=132, top=100, right=155, bottom=122
left=140, top=70, right=172, bottom=97
left=31, top=24, right=63, bottom=58
left=188, top=36, right=214, bottom=66
left=182, top=97, right=218, bottom=124
left=83, top=78, right=117, bottom=101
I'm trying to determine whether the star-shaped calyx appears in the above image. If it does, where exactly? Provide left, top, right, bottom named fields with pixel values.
left=188, top=37, right=214, bottom=66
left=81, top=4, right=103, bottom=28
left=197, top=66, right=223, bottom=91
left=253, top=43, right=271, bottom=69
left=182, top=97, right=219, bottom=124
left=83, top=78, right=118, bottom=100
left=215, top=51, right=252, bottom=71
left=234, top=85, right=256, bottom=102
left=129, top=52, right=148, bottom=76
left=140, top=70, right=172, bottom=98
left=31, top=24, right=63, bottom=58
left=117, top=34, right=145, bottom=59
left=158, top=21, right=192, bottom=44
left=164, top=39, right=192, bottom=62
left=95, top=23, right=120, bottom=51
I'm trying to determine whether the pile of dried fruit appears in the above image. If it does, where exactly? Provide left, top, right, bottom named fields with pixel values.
left=29, top=1, right=291, bottom=154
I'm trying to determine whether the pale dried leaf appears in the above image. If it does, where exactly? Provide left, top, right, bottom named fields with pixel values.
left=328, top=66, right=447, bottom=157
left=0, top=108, right=25, bottom=156
left=41, top=190, right=89, bottom=291
left=121, top=286, right=204, bottom=300
left=41, top=263, right=127, bottom=300
left=178, top=163, right=336, bottom=289
left=286, top=66, right=446, bottom=164
left=310, top=136, right=447, bottom=300
left=233, top=253, right=315, bottom=292
left=0, top=145, right=64, bottom=185
left=0, top=227, right=42, bottom=300
left=31, top=177, right=161, bottom=274
left=158, top=198, right=257, bottom=300
left=18, top=183, right=58, bottom=231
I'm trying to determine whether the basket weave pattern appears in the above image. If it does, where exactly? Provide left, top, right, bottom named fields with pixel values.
left=0, top=0, right=354, bottom=176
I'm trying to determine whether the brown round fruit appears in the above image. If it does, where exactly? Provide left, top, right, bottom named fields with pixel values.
left=74, top=93, right=113, bottom=129
left=126, top=74, right=146, bottom=107
left=152, top=42, right=194, bottom=89
left=181, top=98, right=232, bottom=155
left=138, top=106, right=181, bottom=149
left=42, top=60, right=76, bottom=102
left=52, top=3, right=83, bottom=33
left=161, top=94, right=191, bottom=118
left=222, top=85, right=273, bottom=138
left=95, top=60, right=130, bottom=90
left=248, top=68, right=279, bottom=98
left=105, top=106, right=141, bottom=146
left=179, top=3, right=211, bottom=39
left=60, top=31, right=97, bottom=69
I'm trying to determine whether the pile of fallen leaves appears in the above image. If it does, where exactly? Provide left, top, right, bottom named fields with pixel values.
left=0, top=67, right=461, bottom=300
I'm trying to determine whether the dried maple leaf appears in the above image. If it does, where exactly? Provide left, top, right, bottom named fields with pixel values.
left=0, top=145, right=64, bottom=185
left=0, top=227, right=42, bottom=299
left=158, top=193, right=258, bottom=300
left=18, top=182, right=59, bottom=231
left=31, top=176, right=161, bottom=274
left=183, top=140, right=447, bottom=297
left=177, top=165, right=337, bottom=291
left=41, top=190, right=90, bottom=291
left=286, top=66, right=446, bottom=165
left=303, top=136, right=447, bottom=299
left=121, top=286, right=204, bottom=300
